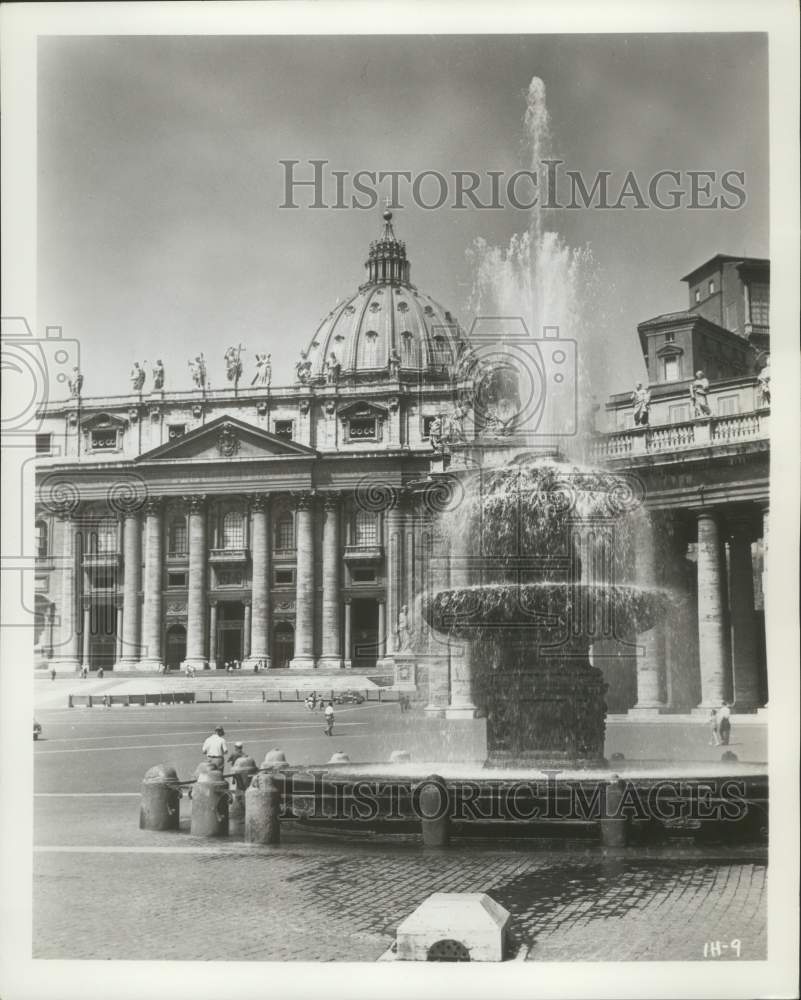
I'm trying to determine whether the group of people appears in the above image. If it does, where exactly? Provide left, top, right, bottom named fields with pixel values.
left=708, top=702, right=733, bottom=747
left=303, top=692, right=336, bottom=735
left=200, top=727, right=250, bottom=790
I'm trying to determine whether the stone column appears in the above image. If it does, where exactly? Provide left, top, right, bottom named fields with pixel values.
left=51, top=512, right=80, bottom=672
left=245, top=495, right=271, bottom=669
left=377, top=499, right=404, bottom=668
left=445, top=508, right=476, bottom=719
left=243, top=601, right=252, bottom=661
left=318, top=493, right=343, bottom=669
left=80, top=601, right=92, bottom=671
left=425, top=521, right=452, bottom=716
left=115, top=605, right=124, bottom=664
left=728, top=515, right=760, bottom=710
left=184, top=494, right=208, bottom=671
left=630, top=511, right=666, bottom=715
left=138, top=498, right=164, bottom=669
left=694, top=510, right=729, bottom=710
left=377, top=600, right=386, bottom=660
left=208, top=600, right=218, bottom=669
left=289, top=492, right=316, bottom=669
left=117, top=512, right=142, bottom=666
left=343, top=599, right=352, bottom=669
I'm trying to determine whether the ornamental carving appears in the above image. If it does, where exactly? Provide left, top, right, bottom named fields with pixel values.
left=291, top=490, right=316, bottom=512
left=298, top=399, right=311, bottom=415
left=192, top=404, right=203, bottom=419
left=217, top=424, right=239, bottom=457
left=166, top=601, right=187, bottom=617
left=183, top=494, right=207, bottom=514
left=143, top=497, right=163, bottom=517
left=274, top=600, right=296, bottom=611
left=249, top=494, right=269, bottom=513
left=257, top=401, right=269, bottom=416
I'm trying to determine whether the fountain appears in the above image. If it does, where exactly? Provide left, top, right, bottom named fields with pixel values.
left=422, top=458, right=667, bottom=770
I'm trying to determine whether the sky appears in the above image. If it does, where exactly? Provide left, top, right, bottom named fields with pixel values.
left=37, top=33, right=769, bottom=399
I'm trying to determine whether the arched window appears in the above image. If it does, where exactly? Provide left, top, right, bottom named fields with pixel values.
left=274, top=511, right=295, bottom=551
left=168, top=517, right=187, bottom=556
left=354, top=509, right=378, bottom=547
left=431, top=335, right=451, bottom=369
left=362, top=330, right=380, bottom=368
left=400, top=331, right=418, bottom=367
left=95, top=518, right=117, bottom=554
left=36, top=520, right=49, bottom=559
left=222, top=511, right=245, bottom=550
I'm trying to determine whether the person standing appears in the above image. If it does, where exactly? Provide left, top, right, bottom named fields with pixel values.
left=717, top=702, right=732, bottom=746
left=227, top=741, right=245, bottom=769
left=202, top=726, right=227, bottom=769
left=323, top=702, right=335, bottom=736
left=708, top=708, right=720, bottom=746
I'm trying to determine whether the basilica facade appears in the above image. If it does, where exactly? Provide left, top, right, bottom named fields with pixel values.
left=33, top=213, right=770, bottom=716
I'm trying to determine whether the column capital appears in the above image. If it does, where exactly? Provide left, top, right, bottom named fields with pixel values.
left=322, top=491, right=341, bottom=511
left=143, top=496, right=164, bottom=517
left=208, top=598, right=219, bottom=608
left=249, top=493, right=271, bottom=513
left=182, top=493, right=207, bottom=514
left=291, top=490, right=316, bottom=512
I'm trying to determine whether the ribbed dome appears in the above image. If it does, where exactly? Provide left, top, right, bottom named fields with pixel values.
left=298, top=211, right=467, bottom=381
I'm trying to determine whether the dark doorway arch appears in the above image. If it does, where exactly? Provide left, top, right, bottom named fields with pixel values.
left=273, top=622, right=294, bottom=669
left=165, top=624, right=187, bottom=670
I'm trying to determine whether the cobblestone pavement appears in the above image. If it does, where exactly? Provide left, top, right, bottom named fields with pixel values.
left=32, top=702, right=768, bottom=963
left=34, top=838, right=766, bottom=962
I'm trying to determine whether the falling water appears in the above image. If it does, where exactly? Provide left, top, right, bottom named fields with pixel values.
left=467, top=76, right=607, bottom=453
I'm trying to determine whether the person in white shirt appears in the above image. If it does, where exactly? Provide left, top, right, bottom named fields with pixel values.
left=323, top=703, right=335, bottom=736
left=201, top=726, right=227, bottom=768
left=716, top=703, right=732, bottom=746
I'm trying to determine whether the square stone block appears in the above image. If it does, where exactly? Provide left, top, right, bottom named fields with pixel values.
left=395, top=892, right=510, bottom=962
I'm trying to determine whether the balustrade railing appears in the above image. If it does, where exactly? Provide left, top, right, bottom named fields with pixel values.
left=592, top=409, right=768, bottom=460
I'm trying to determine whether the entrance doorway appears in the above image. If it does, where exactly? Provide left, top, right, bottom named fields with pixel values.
left=351, top=598, right=379, bottom=670
left=165, top=624, right=187, bottom=670
left=88, top=600, right=116, bottom=669
left=273, top=622, right=294, bottom=669
left=217, top=601, right=244, bottom=666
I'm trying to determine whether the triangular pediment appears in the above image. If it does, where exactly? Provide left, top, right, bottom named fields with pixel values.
left=136, top=415, right=317, bottom=464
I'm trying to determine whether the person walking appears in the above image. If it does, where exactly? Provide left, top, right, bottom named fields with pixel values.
left=323, top=702, right=335, bottom=736
left=717, top=702, right=732, bottom=746
left=202, top=725, right=227, bottom=769
left=708, top=708, right=720, bottom=746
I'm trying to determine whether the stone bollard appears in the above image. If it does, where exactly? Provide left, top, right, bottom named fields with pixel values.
left=190, top=768, right=230, bottom=838
left=193, top=759, right=222, bottom=781
left=262, top=748, right=289, bottom=770
left=390, top=750, right=411, bottom=764
left=139, top=764, right=181, bottom=831
left=600, top=775, right=628, bottom=848
left=417, top=774, right=450, bottom=847
left=229, top=756, right=259, bottom=829
left=245, top=772, right=282, bottom=845
left=327, top=751, right=351, bottom=764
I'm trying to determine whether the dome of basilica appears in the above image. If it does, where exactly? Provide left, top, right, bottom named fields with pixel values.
left=297, top=210, right=467, bottom=382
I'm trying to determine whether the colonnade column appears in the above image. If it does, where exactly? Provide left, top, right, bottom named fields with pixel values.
left=289, top=492, right=316, bottom=669
left=377, top=498, right=403, bottom=668
left=694, top=510, right=729, bottom=710
left=117, top=512, right=142, bottom=666
left=446, top=502, right=476, bottom=719
left=80, top=602, right=91, bottom=671
left=184, top=494, right=208, bottom=671
left=245, top=495, right=271, bottom=669
left=114, top=606, right=124, bottom=663
left=51, top=511, right=80, bottom=672
left=138, top=498, right=164, bottom=669
left=208, top=601, right=218, bottom=669
left=318, top=493, right=343, bottom=669
left=343, top=599, right=352, bottom=669
left=728, top=515, right=760, bottom=710
left=630, top=511, right=666, bottom=715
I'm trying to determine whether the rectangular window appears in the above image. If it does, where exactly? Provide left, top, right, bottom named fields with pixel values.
left=353, top=510, right=378, bottom=547
left=216, top=570, right=243, bottom=588
left=708, top=280, right=716, bottom=294
left=91, top=429, right=117, bottom=450
left=167, top=571, right=187, bottom=588
left=351, top=567, right=376, bottom=583
left=664, top=332, right=675, bottom=343
left=92, top=569, right=115, bottom=590
left=275, top=517, right=295, bottom=551
left=274, top=568, right=294, bottom=586
left=750, top=284, right=770, bottom=326
left=663, top=357, right=679, bottom=382
left=274, top=420, right=293, bottom=440
left=717, top=395, right=740, bottom=416
left=349, top=416, right=377, bottom=440
left=35, top=433, right=52, bottom=455
left=694, top=288, right=701, bottom=303
left=168, top=424, right=186, bottom=440
left=668, top=403, right=691, bottom=423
